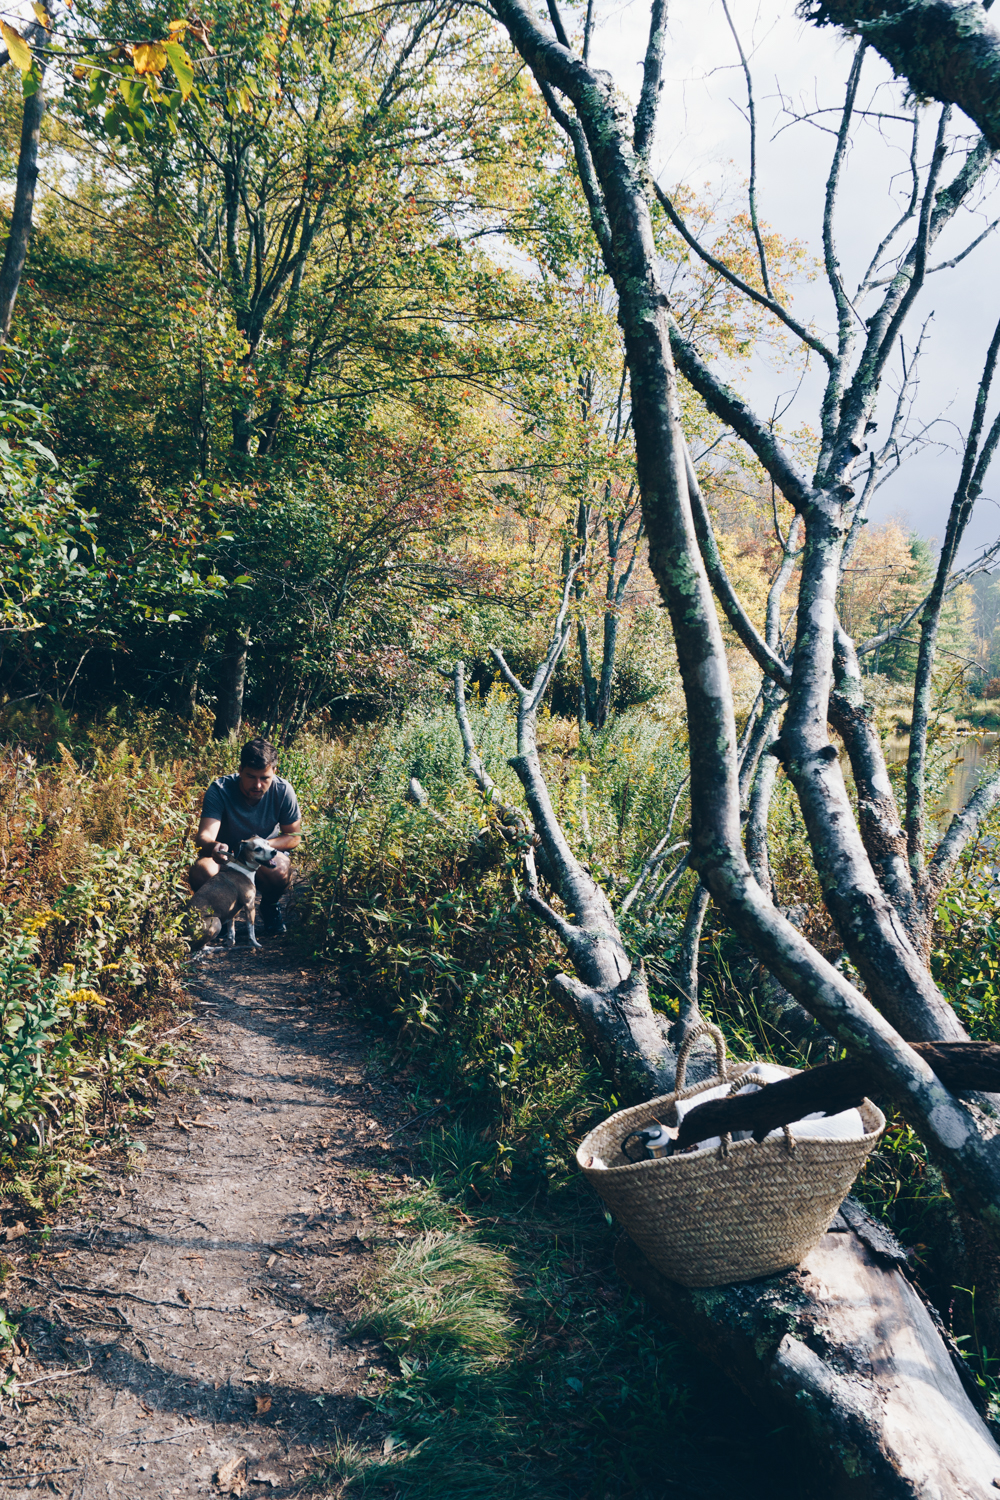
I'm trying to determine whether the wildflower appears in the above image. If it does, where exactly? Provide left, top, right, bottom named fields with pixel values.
left=66, top=989, right=107, bottom=1010
left=20, top=909, right=57, bottom=937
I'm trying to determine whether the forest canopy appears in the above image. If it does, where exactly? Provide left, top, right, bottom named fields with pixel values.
left=4, top=0, right=977, bottom=739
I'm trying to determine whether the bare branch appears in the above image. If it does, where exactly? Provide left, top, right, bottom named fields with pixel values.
left=539, top=81, right=615, bottom=273
left=669, top=319, right=817, bottom=509
left=857, top=539, right=1000, bottom=658
left=841, top=324, right=930, bottom=572
left=544, top=0, right=570, bottom=49
left=620, top=837, right=688, bottom=914
left=930, top=766, right=1000, bottom=890
left=907, top=302, right=1000, bottom=876
left=406, top=776, right=467, bottom=840
left=648, top=851, right=691, bottom=909
left=926, top=216, right=1000, bottom=275
left=675, top=882, right=711, bottom=1039
left=686, top=448, right=793, bottom=688
left=446, top=661, right=495, bottom=793
left=654, top=183, right=835, bottom=368
left=821, top=43, right=866, bottom=367
left=766, top=513, right=802, bottom=648
left=829, top=625, right=918, bottom=926
left=746, top=734, right=780, bottom=899
left=720, top=0, right=772, bottom=297
left=633, top=0, right=667, bottom=162
left=824, top=105, right=954, bottom=484
left=855, top=106, right=920, bottom=301
left=582, top=0, right=595, bottom=64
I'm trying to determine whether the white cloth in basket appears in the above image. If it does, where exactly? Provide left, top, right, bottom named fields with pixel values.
left=673, top=1061, right=864, bottom=1152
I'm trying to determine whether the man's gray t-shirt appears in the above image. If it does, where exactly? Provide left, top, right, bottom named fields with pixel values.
left=201, top=775, right=300, bottom=853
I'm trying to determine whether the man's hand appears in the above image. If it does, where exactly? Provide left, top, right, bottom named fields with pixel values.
left=209, top=841, right=229, bottom=859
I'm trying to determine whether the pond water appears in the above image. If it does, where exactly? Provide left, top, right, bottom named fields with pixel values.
left=883, top=731, right=1000, bottom=836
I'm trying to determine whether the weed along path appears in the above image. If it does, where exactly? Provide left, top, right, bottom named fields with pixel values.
left=0, top=938, right=415, bottom=1498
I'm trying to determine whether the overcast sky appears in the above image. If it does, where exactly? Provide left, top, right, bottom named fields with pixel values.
left=582, top=0, right=1000, bottom=563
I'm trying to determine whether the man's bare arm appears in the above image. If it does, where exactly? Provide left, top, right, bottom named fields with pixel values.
left=194, top=816, right=228, bottom=858
left=271, top=819, right=302, bottom=852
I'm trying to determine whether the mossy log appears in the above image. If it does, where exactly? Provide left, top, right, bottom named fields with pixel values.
left=616, top=1221, right=1000, bottom=1499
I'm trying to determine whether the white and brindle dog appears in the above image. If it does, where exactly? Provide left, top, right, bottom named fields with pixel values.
left=187, top=835, right=278, bottom=953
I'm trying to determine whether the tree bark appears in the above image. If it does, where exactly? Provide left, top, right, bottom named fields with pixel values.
left=0, top=24, right=48, bottom=342
left=803, top=0, right=1000, bottom=150
left=212, top=627, right=248, bottom=740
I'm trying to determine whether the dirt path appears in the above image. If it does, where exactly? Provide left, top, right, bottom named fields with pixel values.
left=0, top=935, right=413, bottom=1498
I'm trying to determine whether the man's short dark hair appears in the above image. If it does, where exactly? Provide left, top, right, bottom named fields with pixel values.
left=240, top=738, right=278, bottom=771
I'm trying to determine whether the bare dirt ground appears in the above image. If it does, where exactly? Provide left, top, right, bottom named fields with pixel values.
left=0, top=931, right=415, bottom=1498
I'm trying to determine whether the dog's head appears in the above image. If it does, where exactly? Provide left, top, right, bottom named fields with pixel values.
left=236, top=836, right=279, bottom=869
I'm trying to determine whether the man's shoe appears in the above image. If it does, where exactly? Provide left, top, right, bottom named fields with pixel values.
left=260, top=902, right=287, bottom=937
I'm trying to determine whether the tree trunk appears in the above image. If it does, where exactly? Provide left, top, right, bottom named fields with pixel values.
left=213, top=627, right=248, bottom=740
left=0, top=25, right=48, bottom=342
left=616, top=1226, right=1000, bottom=1500
left=180, top=625, right=210, bottom=721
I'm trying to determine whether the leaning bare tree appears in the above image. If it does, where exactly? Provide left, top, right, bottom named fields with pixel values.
left=407, top=0, right=1000, bottom=1488
left=451, top=0, right=1000, bottom=1230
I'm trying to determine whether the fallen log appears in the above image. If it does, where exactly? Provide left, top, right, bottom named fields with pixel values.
left=616, top=1221, right=1000, bottom=1500
left=674, top=1041, right=1000, bottom=1151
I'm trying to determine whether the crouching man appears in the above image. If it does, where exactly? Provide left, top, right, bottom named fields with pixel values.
left=188, top=737, right=302, bottom=936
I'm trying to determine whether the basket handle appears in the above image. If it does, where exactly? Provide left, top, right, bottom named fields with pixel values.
left=674, top=1020, right=728, bottom=1093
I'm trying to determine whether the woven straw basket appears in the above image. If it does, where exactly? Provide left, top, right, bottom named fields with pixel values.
left=577, top=1022, right=885, bottom=1287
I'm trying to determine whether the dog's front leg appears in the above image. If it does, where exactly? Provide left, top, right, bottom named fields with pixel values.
left=222, top=918, right=237, bottom=948
left=246, top=899, right=262, bottom=949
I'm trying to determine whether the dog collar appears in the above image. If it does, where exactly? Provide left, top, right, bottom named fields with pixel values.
left=226, top=859, right=262, bottom=877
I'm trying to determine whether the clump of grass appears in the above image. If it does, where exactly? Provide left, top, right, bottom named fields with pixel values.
left=328, top=1435, right=539, bottom=1500
left=352, top=1229, right=515, bottom=1361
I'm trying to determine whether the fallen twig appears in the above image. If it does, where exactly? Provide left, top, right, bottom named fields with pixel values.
left=17, top=1352, right=93, bottom=1387
left=0, top=1469, right=82, bottom=1480
left=385, top=1103, right=450, bottom=1139
left=159, top=1019, right=197, bottom=1038
left=15, top=1272, right=233, bottom=1313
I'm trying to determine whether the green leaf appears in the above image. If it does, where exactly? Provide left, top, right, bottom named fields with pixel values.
left=119, top=76, right=147, bottom=113
left=165, top=41, right=194, bottom=101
